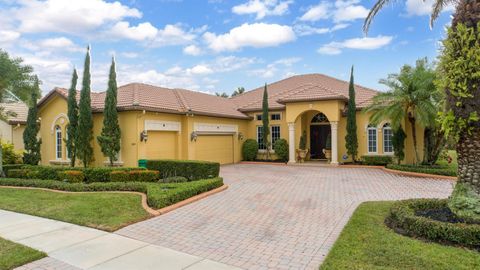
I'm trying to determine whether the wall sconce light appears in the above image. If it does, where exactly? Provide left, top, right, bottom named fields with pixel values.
left=140, top=130, right=148, bottom=142
left=238, top=132, right=244, bottom=140
left=190, top=131, right=198, bottom=142
left=186, top=108, right=194, bottom=117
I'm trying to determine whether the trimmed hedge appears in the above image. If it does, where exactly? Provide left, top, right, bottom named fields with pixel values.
left=386, top=199, right=480, bottom=249
left=161, top=176, right=188, bottom=183
left=0, top=177, right=224, bottom=209
left=361, top=155, right=393, bottom=166
left=57, top=170, right=85, bottom=183
left=386, top=164, right=457, bottom=177
left=242, top=139, right=258, bottom=161
left=273, top=138, right=289, bottom=162
left=146, top=159, right=219, bottom=181
left=2, top=164, right=25, bottom=174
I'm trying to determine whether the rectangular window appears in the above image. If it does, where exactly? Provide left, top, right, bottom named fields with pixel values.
left=368, top=128, right=377, bottom=153
left=256, top=114, right=262, bottom=121
left=383, top=128, right=393, bottom=153
left=271, top=125, right=280, bottom=145
left=257, top=126, right=266, bottom=150
left=270, top=113, right=281, bottom=121
left=55, top=127, right=62, bottom=159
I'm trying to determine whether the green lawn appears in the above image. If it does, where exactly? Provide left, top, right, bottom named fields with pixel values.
left=321, top=201, right=480, bottom=270
left=0, top=237, right=45, bottom=270
left=0, top=188, right=150, bottom=231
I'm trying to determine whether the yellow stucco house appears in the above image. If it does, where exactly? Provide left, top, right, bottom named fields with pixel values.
left=37, top=73, right=423, bottom=167
left=0, top=102, right=27, bottom=151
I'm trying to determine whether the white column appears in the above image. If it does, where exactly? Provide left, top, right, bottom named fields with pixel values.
left=288, top=122, right=296, bottom=164
left=330, top=121, right=339, bottom=165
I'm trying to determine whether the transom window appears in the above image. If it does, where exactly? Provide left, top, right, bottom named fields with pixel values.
left=367, top=124, right=377, bottom=153
left=270, top=113, right=281, bottom=121
left=55, top=125, right=62, bottom=159
left=311, top=113, right=329, bottom=123
left=256, top=114, right=262, bottom=121
left=383, top=123, right=393, bottom=153
left=271, top=126, right=280, bottom=145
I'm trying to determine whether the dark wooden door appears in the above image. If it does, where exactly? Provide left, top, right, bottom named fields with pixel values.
left=310, top=125, right=330, bottom=159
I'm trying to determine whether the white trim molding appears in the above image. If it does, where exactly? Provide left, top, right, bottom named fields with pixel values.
left=194, top=123, right=238, bottom=134
left=144, top=120, right=181, bottom=132
left=50, top=113, right=68, bottom=134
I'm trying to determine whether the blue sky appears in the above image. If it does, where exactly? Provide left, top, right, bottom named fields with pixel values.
left=0, top=0, right=453, bottom=95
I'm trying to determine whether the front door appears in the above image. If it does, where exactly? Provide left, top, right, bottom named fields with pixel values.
left=310, top=125, right=330, bottom=159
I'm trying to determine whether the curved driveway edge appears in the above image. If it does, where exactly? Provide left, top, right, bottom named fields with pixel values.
left=117, top=164, right=454, bottom=270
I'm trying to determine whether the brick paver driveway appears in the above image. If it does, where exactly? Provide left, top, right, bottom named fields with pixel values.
left=117, top=164, right=453, bottom=270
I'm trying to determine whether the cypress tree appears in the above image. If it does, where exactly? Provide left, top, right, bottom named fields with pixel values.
left=76, top=46, right=94, bottom=167
left=262, top=83, right=270, bottom=160
left=66, top=68, right=78, bottom=167
left=345, top=65, right=358, bottom=162
left=97, top=57, right=121, bottom=166
left=23, top=78, right=42, bottom=165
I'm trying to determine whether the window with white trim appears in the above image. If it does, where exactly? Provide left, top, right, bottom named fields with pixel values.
left=367, top=124, right=377, bottom=153
left=55, top=125, right=62, bottom=159
left=383, top=123, right=393, bottom=153
left=270, top=113, right=281, bottom=121
left=257, top=126, right=266, bottom=150
left=271, top=125, right=280, bottom=145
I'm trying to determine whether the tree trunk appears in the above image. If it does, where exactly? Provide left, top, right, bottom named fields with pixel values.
left=408, top=117, right=420, bottom=164
left=423, top=127, right=446, bottom=165
left=456, top=128, right=480, bottom=191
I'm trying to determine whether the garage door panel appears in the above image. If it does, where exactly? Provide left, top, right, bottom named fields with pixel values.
left=145, top=131, right=177, bottom=159
left=196, top=135, right=233, bottom=164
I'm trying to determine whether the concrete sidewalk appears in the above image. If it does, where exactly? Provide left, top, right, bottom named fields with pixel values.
left=0, top=210, right=241, bottom=270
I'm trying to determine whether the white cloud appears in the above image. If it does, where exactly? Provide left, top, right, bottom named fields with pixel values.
left=251, top=57, right=301, bottom=78
left=15, top=0, right=141, bottom=34
left=203, top=23, right=295, bottom=52
left=299, top=2, right=330, bottom=22
left=183, top=44, right=202, bottom=56
left=405, top=0, right=454, bottom=16
left=232, top=0, right=293, bottom=19
left=152, top=24, right=200, bottom=47
left=188, top=65, right=213, bottom=75
left=120, top=52, right=139, bottom=58
left=109, top=21, right=158, bottom=41
left=294, top=23, right=348, bottom=36
left=318, top=35, right=393, bottom=55
left=0, top=30, right=20, bottom=43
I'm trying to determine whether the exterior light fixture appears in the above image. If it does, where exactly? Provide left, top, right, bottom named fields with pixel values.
left=238, top=132, right=244, bottom=140
left=190, top=131, right=198, bottom=142
left=140, top=130, right=148, bottom=142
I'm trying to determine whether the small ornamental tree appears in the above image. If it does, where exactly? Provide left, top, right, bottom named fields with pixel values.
left=76, top=46, right=94, bottom=168
left=392, top=127, right=406, bottom=165
left=261, top=83, right=270, bottom=160
left=66, top=69, right=78, bottom=167
left=23, top=79, right=41, bottom=165
left=345, top=66, right=358, bottom=162
left=97, top=57, right=121, bottom=166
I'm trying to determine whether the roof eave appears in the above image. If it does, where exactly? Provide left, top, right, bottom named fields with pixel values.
left=277, top=96, right=348, bottom=104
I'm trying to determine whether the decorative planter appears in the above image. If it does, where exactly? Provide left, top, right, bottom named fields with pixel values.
left=323, top=149, right=332, bottom=161
left=297, top=149, right=309, bottom=163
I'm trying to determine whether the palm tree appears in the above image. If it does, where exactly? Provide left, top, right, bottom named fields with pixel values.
left=365, top=58, right=437, bottom=164
left=364, top=1, right=480, bottom=191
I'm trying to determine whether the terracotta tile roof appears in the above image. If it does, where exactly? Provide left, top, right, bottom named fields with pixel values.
left=231, top=73, right=379, bottom=111
left=1, top=102, right=28, bottom=124
left=40, top=83, right=250, bottom=119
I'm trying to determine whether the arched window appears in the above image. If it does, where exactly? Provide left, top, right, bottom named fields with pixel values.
left=55, top=125, right=62, bottom=159
left=367, top=124, right=377, bottom=153
left=311, top=113, right=329, bottom=123
left=383, top=123, right=393, bottom=154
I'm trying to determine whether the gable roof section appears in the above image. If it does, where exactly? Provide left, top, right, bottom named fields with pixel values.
left=1, top=102, right=28, bottom=124
left=39, top=83, right=250, bottom=120
left=231, top=73, right=379, bottom=112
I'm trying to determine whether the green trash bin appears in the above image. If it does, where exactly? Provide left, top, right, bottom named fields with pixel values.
left=138, top=159, right=147, bottom=168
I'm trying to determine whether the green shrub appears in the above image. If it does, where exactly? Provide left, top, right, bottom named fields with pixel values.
left=386, top=198, right=480, bottom=249
left=146, top=160, right=219, bottom=181
left=3, top=164, right=25, bottom=174
left=109, top=171, right=130, bottom=182
left=57, top=170, right=85, bottom=183
left=1, top=140, right=22, bottom=164
left=448, top=183, right=480, bottom=222
left=128, top=170, right=159, bottom=182
left=6, top=169, right=29, bottom=178
left=273, top=138, right=288, bottom=162
left=242, top=139, right=258, bottom=161
left=386, top=164, right=457, bottom=177
left=161, top=176, right=188, bottom=183
left=146, top=178, right=223, bottom=208
left=361, top=155, right=393, bottom=166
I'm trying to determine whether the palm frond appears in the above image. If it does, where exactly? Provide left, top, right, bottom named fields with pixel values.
left=429, top=0, right=458, bottom=28
left=363, top=0, right=395, bottom=34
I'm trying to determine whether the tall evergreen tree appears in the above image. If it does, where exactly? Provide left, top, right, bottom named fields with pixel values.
left=97, top=57, right=121, bottom=166
left=66, top=68, right=78, bottom=167
left=345, top=66, right=358, bottom=162
left=23, top=78, right=41, bottom=165
left=76, top=46, right=94, bottom=167
left=262, top=83, right=270, bottom=160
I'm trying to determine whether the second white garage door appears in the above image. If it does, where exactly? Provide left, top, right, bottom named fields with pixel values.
left=195, top=135, right=234, bottom=164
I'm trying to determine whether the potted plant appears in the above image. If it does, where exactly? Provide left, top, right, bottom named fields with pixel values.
left=296, top=130, right=309, bottom=163
left=323, top=133, right=332, bottom=161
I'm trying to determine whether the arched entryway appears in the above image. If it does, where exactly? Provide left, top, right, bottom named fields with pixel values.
left=310, top=113, right=331, bottom=160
